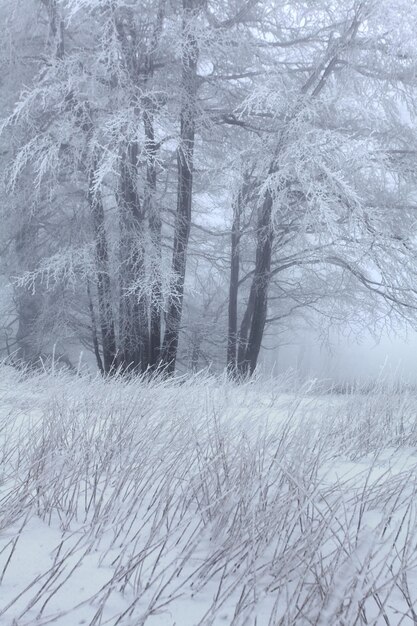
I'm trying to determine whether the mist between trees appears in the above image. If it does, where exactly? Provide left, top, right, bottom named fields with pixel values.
left=1, top=0, right=417, bottom=377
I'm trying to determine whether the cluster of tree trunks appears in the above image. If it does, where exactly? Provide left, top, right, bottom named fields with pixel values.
left=89, top=0, right=201, bottom=375
left=9, top=0, right=389, bottom=379
left=17, top=0, right=274, bottom=378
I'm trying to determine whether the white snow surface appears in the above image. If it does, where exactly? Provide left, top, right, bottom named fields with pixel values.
left=1, top=367, right=417, bottom=625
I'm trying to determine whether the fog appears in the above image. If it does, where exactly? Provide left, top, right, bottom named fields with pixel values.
left=262, top=331, right=417, bottom=383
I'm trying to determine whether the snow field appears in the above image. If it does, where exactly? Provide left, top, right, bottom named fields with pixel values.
left=1, top=368, right=417, bottom=624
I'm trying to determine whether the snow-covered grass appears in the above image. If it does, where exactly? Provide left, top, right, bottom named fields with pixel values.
left=1, top=367, right=417, bottom=625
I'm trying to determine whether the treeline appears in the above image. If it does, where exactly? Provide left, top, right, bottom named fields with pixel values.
left=1, top=0, right=417, bottom=377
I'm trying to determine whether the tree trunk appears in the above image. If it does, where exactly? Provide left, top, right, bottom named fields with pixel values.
left=237, top=189, right=274, bottom=376
left=87, top=279, right=104, bottom=374
left=114, top=2, right=165, bottom=374
left=161, top=0, right=200, bottom=374
left=237, top=281, right=256, bottom=376
left=41, top=0, right=65, bottom=59
left=14, top=220, right=43, bottom=366
left=144, top=2, right=165, bottom=371
left=144, top=109, right=162, bottom=370
left=88, top=165, right=117, bottom=375
left=118, top=142, right=149, bottom=372
left=227, top=193, right=242, bottom=375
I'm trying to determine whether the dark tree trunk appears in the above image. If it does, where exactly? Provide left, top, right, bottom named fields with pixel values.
left=190, top=334, right=201, bottom=372
left=144, top=109, right=162, bottom=370
left=237, top=281, right=256, bottom=376
left=118, top=142, right=149, bottom=372
left=144, top=2, right=165, bottom=371
left=88, top=166, right=117, bottom=375
left=161, top=0, right=200, bottom=374
left=55, top=12, right=115, bottom=375
left=14, top=221, right=43, bottom=366
left=41, top=0, right=65, bottom=58
left=233, top=38, right=349, bottom=378
left=227, top=194, right=242, bottom=375
left=15, top=294, right=42, bottom=365
left=237, top=189, right=274, bottom=377
left=114, top=1, right=165, bottom=374
left=87, top=279, right=104, bottom=374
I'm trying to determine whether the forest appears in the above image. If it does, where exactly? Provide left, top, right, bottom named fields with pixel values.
left=2, top=0, right=417, bottom=377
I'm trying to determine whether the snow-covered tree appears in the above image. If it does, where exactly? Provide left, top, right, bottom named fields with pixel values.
left=3, top=0, right=417, bottom=376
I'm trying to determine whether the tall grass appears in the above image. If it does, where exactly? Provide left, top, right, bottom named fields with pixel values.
left=1, top=366, right=417, bottom=625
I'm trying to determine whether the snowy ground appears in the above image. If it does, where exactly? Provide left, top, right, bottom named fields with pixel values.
left=1, top=367, right=417, bottom=625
